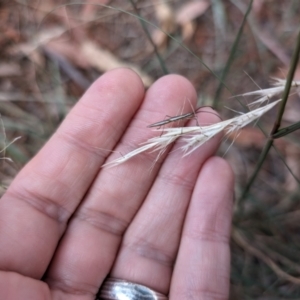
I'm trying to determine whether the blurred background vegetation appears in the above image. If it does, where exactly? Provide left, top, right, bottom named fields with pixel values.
left=1, top=0, right=300, bottom=298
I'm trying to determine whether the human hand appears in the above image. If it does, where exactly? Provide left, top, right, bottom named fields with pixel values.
left=0, top=68, right=234, bottom=300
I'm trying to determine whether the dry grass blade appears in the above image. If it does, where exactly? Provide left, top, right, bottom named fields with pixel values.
left=0, top=137, right=21, bottom=154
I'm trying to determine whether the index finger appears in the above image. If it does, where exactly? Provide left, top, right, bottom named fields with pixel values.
left=0, top=68, right=145, bottom=279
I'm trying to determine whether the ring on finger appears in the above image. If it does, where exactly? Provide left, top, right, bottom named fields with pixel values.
left=97, top=277, right=168, bottom=300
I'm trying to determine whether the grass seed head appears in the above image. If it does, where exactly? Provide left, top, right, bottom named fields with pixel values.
left=103, top=99, right=281, bottom=168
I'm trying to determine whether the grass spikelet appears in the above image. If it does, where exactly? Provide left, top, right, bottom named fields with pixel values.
left=103, top=129, right=186, bottom=168
left=240, top=78, right=300, bottom=107
left=180, top=99, right=280, bottom=155
left=103, top=100, right=281, bottom=168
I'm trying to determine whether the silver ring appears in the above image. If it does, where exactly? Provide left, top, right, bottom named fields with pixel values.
left=97, top=277, right=168, bottom=300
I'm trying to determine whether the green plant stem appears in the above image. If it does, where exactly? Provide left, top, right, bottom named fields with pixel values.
left=128, top=0, right=169, bottom=75
left=271, top=34, right=300, bottom=134
left=240, top=29, right=300, bottom=202
left=272, top=121, right=300, bottom=139
left=213, top=0, right=253, bottom=109
left=239, top=138, right=272, bottom=201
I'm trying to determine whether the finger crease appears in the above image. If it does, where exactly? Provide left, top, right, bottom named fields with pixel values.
left=56, top=130, right=109, bottom=160
left=73, top=207, right=129, bottom=236
left=183, top=287, right=228, bottom=300
left=7, top=188, right=70, bottom=225
left=184, top=229, right=229, bottom=245
left=47, top=277, right=97, bottom=296
left=122, top=238, right=174, bottom=267
left=157, top=172, right=194, bottom=190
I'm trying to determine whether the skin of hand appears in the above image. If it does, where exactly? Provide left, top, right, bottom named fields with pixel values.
left=0, top=68, right=234, bottom=300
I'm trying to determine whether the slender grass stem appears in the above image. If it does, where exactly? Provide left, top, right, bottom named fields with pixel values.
left=272, top=121, right=300, bottom=139
left=239, top=138, right=272, bottom=202
left=128, top=0, right=169, bottom=75
left=271, top=32, right=300, bottom=134
left=239, top=29, right=300, bottom=203
left=213, top=0, right=253, bottom=109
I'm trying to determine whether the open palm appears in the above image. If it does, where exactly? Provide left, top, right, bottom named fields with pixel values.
left=0, top=68, right=234, bottom=300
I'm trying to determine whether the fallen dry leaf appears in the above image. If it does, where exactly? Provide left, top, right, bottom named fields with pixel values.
left=14, top=26, right=66, bottom=55
left=175, top=0, right=210, bottom=40
left=0, top=63, right=21, bottom=77
left=252, top=0, right=266, bottom=15
left=175, top=0, right=210, bottom=25
left=12, top=27, right=66, bottom=67
left=81, top=0, right=110, bottom=20
left=46, top=39, right=90, bottom=69
left=152, top=0, right=176, bottom=51
left=180, top=21, right=196, bottom=41
left=81, top=41, right=153, bottom=87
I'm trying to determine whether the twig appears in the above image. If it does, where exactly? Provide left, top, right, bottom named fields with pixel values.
left=233, top=229, right=300, bottom=285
